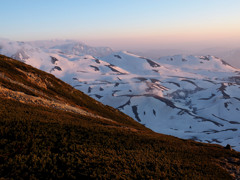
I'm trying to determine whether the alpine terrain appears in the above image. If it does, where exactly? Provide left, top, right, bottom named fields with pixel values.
left=1, top=54, right=240, bottom=179
left=0, top=39, right=240, bottom=151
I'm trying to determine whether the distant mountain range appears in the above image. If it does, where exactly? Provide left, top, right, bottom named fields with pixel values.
left=135, top=47, right=240, bottom=69
left=0, top=39, right=239, bottom=151
left=196, top=47, right=240, bottom=68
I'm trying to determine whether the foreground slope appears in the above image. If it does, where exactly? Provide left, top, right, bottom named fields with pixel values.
left=0, top=55, right=240, bottom=179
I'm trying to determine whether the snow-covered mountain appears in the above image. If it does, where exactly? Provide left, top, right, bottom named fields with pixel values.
left=0, top=39, right=239, bottom=150
left=195, top=47, right=240, bottom=69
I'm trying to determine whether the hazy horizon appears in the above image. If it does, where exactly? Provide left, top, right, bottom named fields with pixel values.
left=1, top=0, right=240, bottom=67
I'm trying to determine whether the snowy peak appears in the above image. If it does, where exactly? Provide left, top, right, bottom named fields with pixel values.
left=11, top=49, right=30, bottom=62
left=101, top=51, right=162, bottom=75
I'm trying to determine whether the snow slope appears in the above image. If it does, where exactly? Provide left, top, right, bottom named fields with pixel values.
left=1, top=39, right=239, bottom=150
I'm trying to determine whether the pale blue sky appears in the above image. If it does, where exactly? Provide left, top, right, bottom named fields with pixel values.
left=1, top=0, right=240, bottom=50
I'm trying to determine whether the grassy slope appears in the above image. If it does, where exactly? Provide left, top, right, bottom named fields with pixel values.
left=0, top=55, right=239, bottom=179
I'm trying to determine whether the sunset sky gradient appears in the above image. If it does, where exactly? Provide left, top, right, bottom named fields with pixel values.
left=1, top=0, right=240, bottom=51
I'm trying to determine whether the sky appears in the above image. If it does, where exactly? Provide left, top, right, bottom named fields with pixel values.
left=1, top=0, right=240, bottom=52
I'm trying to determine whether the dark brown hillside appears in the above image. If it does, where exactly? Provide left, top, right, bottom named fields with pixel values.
left=0, top=54, right=239, bottom=179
